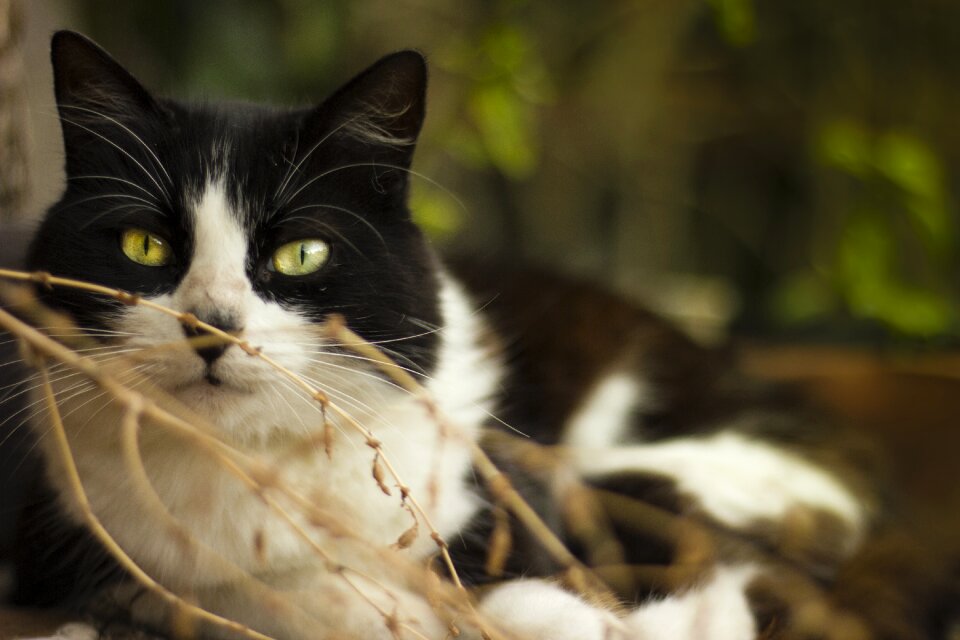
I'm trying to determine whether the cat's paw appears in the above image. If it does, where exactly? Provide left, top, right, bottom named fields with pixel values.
left=625, top=565, right=758, bottom=640
left=478, top=579, right=622, bottom=640
left=16, top=623, right=99, bottom=640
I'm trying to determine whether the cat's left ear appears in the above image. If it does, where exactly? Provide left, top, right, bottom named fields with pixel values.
left=50, top=31, right=165, bottom=175
left=51, top=31, right=160, bottom=122
left=305, top=51, right=427, bottom=171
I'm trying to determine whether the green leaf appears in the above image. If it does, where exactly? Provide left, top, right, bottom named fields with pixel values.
left=875, top=132, right=954, bottom=254
left=815, top=119, right=871, bottom=177
left=410, top=185, right=464, bottom=242
left=469, top=82, right=537, bottom=178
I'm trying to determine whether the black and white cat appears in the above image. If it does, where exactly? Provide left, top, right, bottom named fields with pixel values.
left=3, top=31, right=948, bottom=640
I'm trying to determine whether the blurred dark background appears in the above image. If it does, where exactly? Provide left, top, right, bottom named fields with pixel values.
left=0, top=0, right=958, bottom=611
left=6, top=0, right=960, bottom=346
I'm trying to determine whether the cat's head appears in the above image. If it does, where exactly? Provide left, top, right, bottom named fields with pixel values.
left=29, top=31, right=443, bottom=438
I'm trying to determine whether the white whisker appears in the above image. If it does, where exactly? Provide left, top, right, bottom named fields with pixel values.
left=59, top=116, right=171, bottom=206
left=271, top=214, right=364, bottom=256
left=66, top=175, right=161, bottom=203
left=281, top=207, right=382, bottom=251
left=274, top=117, right=358, bottom=203
left=60, top=104, right=175, bottom=188
left=281, top=161, right=467, bottom=221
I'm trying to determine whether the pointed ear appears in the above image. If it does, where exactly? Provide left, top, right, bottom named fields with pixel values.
left=307, top=50, right=427, bottom=168
left=51, top=30, right=159, bottom=125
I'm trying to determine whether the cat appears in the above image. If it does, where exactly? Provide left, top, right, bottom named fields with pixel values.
left=1, top=30, right=953, bottom=640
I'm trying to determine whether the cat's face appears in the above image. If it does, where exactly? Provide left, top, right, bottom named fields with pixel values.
left=28, top=32, right=441, bottom=439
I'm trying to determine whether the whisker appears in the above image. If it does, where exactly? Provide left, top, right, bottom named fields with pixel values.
left=273, top=129, right=301, bottom=203
left=264, top=378, right=312, bottom=432
left=0, top=368, right=95, bottom=401
left=281, top=161, right=468, bottom=221
left=305, top=350, right=424, bottom=379
left=281, top=162, right=377, bottom=209
left=66, top=175, right=161, bottom=203
left=288, top=324, right=444, bottom=348
left=78, top=202, right=163, bottom=231
left=52, top=191, right=162, bottom=215
left=0, top=376, right=100, bottom=448
left=297, top=369, right=402, bottom=436
left=270, top=214, right=365, bottom=256
left=274, top=117, right=358, bottom=203
left=58, top=116, right=171, bottom=207
left=59, top=105, right=175, bottom=189
left=302, top=356, right=406, bottom=394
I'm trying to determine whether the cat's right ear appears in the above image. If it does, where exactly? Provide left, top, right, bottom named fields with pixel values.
left=51, top=30, right=159, bottom=125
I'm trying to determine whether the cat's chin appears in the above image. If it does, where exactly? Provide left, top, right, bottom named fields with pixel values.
left=165, top=369, right=258, bottom=405
left=167, top=376, right=269, bottom=432
left=171, top=374, right=250, bottom=396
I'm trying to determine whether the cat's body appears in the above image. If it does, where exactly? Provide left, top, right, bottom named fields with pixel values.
left=1, top=31, right=950, bottom=640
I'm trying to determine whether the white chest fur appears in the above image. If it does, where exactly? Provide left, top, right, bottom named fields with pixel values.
left=28, top=184, right=501, bottom=635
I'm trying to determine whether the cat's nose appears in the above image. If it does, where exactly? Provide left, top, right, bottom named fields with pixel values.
left=182, top=310, right=242, bottom=366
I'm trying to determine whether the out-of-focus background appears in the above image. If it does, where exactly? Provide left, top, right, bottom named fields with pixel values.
left=6, top=0, right=960, bottom=345
left=0, top=0, right=958, bottom=611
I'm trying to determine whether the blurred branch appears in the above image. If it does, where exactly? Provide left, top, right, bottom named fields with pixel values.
left=0, top=0, right=29, bottom=220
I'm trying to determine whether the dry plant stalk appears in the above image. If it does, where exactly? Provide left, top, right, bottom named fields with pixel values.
left=0, top=269, right=469, bottom=591
left=28, top=352, right=274, bottom=640
left=0, top=274, right=495, bottom=639
left=321, top=315, right=621, bottom=608
left=0, top=268, right=620, bottom=604
left=0, top=266, right=863, bottom=640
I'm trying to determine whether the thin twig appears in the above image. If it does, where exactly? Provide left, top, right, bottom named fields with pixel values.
left=0, top=270, right=473, bottom=591
left=323, top=316, right=621, bottom=607
left=0, top=269, right=587, bottom=636
left=0, top=283, right=499, bottom=639
left=31, top=354, right=275, bottom=640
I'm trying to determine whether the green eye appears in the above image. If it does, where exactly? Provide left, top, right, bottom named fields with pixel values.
left=121, top=228, right=172, bottom=267
left=271, top=238, right=330, bottom=276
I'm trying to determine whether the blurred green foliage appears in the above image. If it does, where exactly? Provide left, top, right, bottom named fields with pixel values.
left=71, top=0, right=960, bottom=343
left=782, top=122, right=958, bottom=337
left=708, top=0, right=756, bottom=47
left=444, top=22, right=552, bottom=179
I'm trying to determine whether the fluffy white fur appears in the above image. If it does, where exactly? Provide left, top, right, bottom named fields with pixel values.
left=473, top=565, right=759, bottom=640
left=18, top=624, right=99, bottom=640
left=562, top=368, right=866, bottom=547
left=563, top=371, right=649, bottom=450
left=22, top=565, right=762, bottom=640
left=624, top=564, right=759, bottom=639
left=23, top=184, right=852, bottom=639
left=28, top=182, right=500, bottom=638
left=24, top=566, right=762, bottom=640
left=572, top=429, right=866, bottom=550
left=478, top=579, right=623, bottom=640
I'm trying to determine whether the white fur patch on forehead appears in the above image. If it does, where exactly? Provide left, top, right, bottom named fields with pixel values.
left=191, top=180, right=247, bottom=274
left=180, top=180, right=252, bottom=311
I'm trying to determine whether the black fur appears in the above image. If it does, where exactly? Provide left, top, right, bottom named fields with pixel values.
left=29, top=31, right=441, bottom=376
left=8, top=30, right=448, bottom=611
left=4, top=30, right=954, bottom=640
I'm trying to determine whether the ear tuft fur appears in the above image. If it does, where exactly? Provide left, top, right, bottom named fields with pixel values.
left=51, top=30, right=157, bottom=118
left=312, top=50, right=428, bottom=159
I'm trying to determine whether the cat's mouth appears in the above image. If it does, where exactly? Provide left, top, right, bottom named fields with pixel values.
left=170, top=367, right=252, bottom=395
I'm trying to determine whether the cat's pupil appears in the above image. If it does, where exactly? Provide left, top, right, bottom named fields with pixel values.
left=299, top=243, right=305, bottom=265
left=142, top=234, right=150, bottom=256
